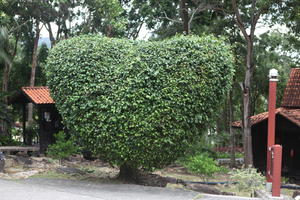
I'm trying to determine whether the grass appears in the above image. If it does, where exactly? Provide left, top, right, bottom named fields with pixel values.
left=192, top=194, right=203, bottom=199
left=158, top=165, right=276, bottom=197
left=216, top=184, right=254, bottom=197
left=32, top=170, right=79, bottom=180
left=281, top=188, right=295, bottom=197
left=31, top=165, right=121, bottom=184
left=156, top=165, right=231, bottom=182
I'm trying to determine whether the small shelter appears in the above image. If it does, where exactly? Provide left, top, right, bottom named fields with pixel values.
left=233, top=68, right=300, bottom=177
left=9, top=86, right=63, bottom=153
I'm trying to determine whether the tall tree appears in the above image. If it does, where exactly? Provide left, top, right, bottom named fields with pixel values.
left=27, top=20, right=42, bottom=129
left=125, top=0, right=220, bottom=38
left=181, top=0, right=189, bottom=34
left=231, top=0, right=285, bottom=166
left=0, top=26, right=12, bottom=136
left=0, top=25, right=20, bottom=136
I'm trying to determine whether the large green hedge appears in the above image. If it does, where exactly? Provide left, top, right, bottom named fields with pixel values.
left=45, top=35, right=235, bottom=170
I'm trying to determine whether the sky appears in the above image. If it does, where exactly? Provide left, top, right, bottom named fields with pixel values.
left=39, top=19, right=289, bottom=47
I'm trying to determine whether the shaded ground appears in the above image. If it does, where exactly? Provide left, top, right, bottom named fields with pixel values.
left=0, top=155, right=234, bottom=195
left=0, top=154, right=294, bottom=198
left=0, top=178, right=260, bottom=200
left=0, top=178, right=198, bottom=200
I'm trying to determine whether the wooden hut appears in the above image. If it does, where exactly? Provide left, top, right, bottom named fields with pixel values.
left=9, top=86, right=63, bottom=153
left=233, top=68, right=300, bottom=178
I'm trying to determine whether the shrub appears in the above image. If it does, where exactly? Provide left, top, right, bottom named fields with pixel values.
left=229, top=167, right=265, bottom=192
left=183, top=153, right=222, bottom=178
left=47, top=131, right=78, bottom=160
left=45, top=35, right=235, bottom=174
left=182, top=135, right=217, bottom=160
left=216, top=152, right=243, bottom=159
left=0, top=135, right=22, bottom=146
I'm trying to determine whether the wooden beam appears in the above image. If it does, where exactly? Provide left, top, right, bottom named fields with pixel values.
left=22, top=103, right=26, bottom=144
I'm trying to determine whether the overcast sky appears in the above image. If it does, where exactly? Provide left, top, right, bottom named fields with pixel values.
left=39, top=19, right=289, bottom=45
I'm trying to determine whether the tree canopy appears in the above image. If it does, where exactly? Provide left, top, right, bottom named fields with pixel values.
left=45, top=34, right=235, bottom=172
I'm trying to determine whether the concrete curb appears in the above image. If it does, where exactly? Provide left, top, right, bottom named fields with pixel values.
left=202, top=193, right=260, bottom=200
left=255, top=190, right=293, bottom=200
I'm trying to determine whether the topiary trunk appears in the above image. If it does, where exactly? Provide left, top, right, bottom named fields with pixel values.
left=118, top=164, right=140, bottom=182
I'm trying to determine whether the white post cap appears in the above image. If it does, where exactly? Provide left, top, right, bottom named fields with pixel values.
left=269, top=68, right=278, bottom=81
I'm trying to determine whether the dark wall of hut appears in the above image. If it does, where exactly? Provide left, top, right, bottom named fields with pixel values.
left=37, top=105, right=63, bottom=153
left=252, top=115, right=300, bottom=175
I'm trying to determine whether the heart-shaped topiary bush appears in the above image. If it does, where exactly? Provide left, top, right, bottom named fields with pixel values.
left=45, top=35, right=235, bottom=174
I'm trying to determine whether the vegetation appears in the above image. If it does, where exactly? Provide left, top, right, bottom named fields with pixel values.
left=229, top=167, right=265, bottom=193
left=0, top=0, right=299, bottom=184
left=182, top=153, right=223, bottom=178
left=0, top=135, right=22, bottom=146
left=47, top=131, right=79, bottom=160
left=216, top=152, right=243, bottom=159
left=45, top=34, right=235, bottom=178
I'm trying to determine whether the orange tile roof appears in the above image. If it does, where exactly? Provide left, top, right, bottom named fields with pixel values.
left=21, top=86, right=54, bottom=104
left=281, top=68, right=300, bottom=108
left=232, top=110, right=276, bottom=128
left=279, top=108, right=300, bottom=127
left=232, top=108, right=300, bottom=128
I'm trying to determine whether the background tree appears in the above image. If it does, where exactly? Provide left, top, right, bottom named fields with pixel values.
left=230, top=0, right=299, bottom=166
left=0, top=7, right=22, bottom=135
left=127, top=0, right=299, bottom=166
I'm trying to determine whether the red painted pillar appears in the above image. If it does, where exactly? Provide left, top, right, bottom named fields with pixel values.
left=272, top=145, right=282, bottom=197
left=267, top=69, right=278, bottom=182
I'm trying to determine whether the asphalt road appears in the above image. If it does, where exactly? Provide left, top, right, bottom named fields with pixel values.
left=0, top=178, right=260, bottom=200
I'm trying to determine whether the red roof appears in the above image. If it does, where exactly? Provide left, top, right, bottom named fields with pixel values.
left=233, top=68, right=300, bottom=128
left=232, top=110, right=276, bottom=127
left=232, top=108, right=300, bottom=128
left=281, top=68, right=300, bottom=108
left=279, top=108, right=300, bottom=127
left=21, top=86, right=54, bottom=104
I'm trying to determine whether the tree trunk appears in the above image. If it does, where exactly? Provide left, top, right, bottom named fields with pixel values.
left=118, top=164, right=140, bottom=182
left=46, top=22, right=56, bottom=47
left=27, top=20, right=41, bottom=137
left=0, top=62, right=12, bottom=136
left=242, top=40, right=254, bottom=167
left=231, top=0, right=261, bottom=167
left=181, top=0, right=189, bottom=35
left=0, top=34, right=18, bottom=137
left=2, top=63, right=11, bottom=97
left=29, top=21, right=41, bottom=88
left=106, top=25, right=113, bottom=37
left=229, top=90, right=236, bottom=167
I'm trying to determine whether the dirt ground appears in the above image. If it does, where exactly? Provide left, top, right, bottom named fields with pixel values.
left=0, top=154, right=295, bottom=198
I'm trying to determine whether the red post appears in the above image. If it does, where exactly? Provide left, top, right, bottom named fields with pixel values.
left=272, top=145, right=282, bottom=197
left=267, top=69, right=278, bottom=182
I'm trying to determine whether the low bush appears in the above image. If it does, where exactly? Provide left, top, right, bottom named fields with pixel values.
left=183, top=135, right=217, bottom=159
left=216, top=152, right=243, bottom=159
left=46, top=34, right=235, bottom=175
left=182, top=153, right=223, bottom=178
left=229, top=167, right=265, bottom=192
left=47, top=131, right=79, bottom=160
left=0, top=135, right=22, bottom=146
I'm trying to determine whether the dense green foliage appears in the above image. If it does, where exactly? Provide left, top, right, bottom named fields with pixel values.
left=46, top=34, right=234, bottom=170
left=216, top=152, right=243, bottom=159
left=47, top=131, right=79, bottom=160
left=0, top=135, right=21, bottom=146
left=182, top=153, right=223, bottom=177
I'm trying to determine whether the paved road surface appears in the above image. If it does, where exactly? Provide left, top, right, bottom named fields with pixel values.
left=0, top=178, right=260, bottom=200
